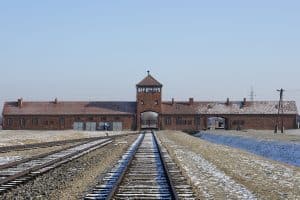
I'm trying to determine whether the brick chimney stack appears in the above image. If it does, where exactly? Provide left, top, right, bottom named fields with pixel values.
left=18, top=98, right=23, bottom=108
left=226, top=98, right=230, bottom=106
left=54, top=98, right=58, bottom=104
left=189, top=98, right=194, bottom=105
left=243, top=98, right=247, bottom=106
left=172, top=98, right=175, bottom=105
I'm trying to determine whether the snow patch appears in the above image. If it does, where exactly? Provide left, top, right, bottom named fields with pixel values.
left=196, top=132, right=300, bottom=167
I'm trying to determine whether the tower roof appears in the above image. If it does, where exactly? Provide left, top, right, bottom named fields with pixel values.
left=136, top=71, right=163, bottom=87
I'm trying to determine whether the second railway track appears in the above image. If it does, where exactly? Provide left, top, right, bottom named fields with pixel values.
left=0, top=138, right=113, bottom=194
left=85, top=131, right=196, bottom=200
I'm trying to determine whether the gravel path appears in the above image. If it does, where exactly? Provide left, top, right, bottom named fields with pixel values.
left=1, top=135, right=137, bottom=200
left=157, top=131, right=300, bottom=200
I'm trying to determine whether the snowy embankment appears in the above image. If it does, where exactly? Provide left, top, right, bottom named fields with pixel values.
left=195, top=132, right=300, bottom=167
left=157, top=131, right=300, bottom=199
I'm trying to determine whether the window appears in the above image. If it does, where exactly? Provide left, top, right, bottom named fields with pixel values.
left=195, top=116, right=201, bottom=125
left=32, top=118, right=38, bottom=126
left=88, top=116, right=94, bottom=121
left=176, top=117, right=182, bottom=125
left=114, top=116, right=120, bottom=121
left=44, top=120, right=49, bottom=126
left=101, top=116, right=107, bottom=121
left=59, top=117, right=65, bottom=125
left=138, top=87, right=161, bottom=93
left=155, top=100, right=159, bottom=105
left=20, top=118, right=26, bottom=128
left=141, top=100, right=144, bottom=105
left=165, top=117, right=172, bottom=125
left=7, top=118, right=13, bottom=127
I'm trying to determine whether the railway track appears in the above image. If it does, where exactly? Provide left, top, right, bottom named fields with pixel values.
left=85, top=131, right=196, bottom=200
left=0, top=138, right=113, bottom=194
left=0, top=132, right=138, bottom=153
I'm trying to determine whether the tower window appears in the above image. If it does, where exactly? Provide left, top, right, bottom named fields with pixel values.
left=138, top=87, right=161, bottom=93
left=141, top=100, right=144, bottom=105
left=155, top=100, right=159, bottom=105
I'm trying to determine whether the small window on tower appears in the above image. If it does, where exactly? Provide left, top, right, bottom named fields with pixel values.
left=155, top=100, right=159, bottom=105
left=141, top=100, right=144, bottom=105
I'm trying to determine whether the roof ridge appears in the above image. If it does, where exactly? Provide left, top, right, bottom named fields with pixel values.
left=136, top=74, right=162, bottom=87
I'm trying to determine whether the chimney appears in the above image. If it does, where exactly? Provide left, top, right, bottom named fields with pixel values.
left=226, top=98, right=230, bottom=105
left=54, top=98, right=58, bottom=104
left=243, top=98, right=247, bottom=106
left=189, top=98, right=194, bottom=105
left=18, top=98, right=23, bottom=108
left=172, top=98, right=175, bottom=105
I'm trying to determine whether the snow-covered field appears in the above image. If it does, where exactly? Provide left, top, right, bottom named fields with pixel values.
left=0, top=130, right=135, bottom=146
left=201, top=129, right=300, bottom=142
left=195, top=132, right=300, bottom=167
left=157, top=131, right=300, bottom=199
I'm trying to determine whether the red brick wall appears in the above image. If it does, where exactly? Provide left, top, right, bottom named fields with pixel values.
left=2, top=114, right=297, bottom=131
left=160, top=114, right=297, bottom=131
left=160, top=115, right=201, bottom=131
left=2, top=115, right=135, bottom=130
left=200, top=114, right=297, bottom=130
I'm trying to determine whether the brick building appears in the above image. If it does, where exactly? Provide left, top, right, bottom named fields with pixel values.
left=2, top=72, right=298, bottom=131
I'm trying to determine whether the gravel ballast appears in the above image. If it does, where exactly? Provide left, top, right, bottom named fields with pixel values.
left=157, top=131, right=300, bottom=200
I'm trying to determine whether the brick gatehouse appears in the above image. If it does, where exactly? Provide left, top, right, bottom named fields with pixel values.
left=2, top=72, right=298, bottom=131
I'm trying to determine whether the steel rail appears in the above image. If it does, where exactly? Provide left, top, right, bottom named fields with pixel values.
left=106, top=131, right=145, bottom=200
left=152, top=130, right=180, bottom=200
left=0, top=132, right=138, bottom=153
left=0, top=140, right=92, bottom=170
left=0, top=139, right=113, bottom=193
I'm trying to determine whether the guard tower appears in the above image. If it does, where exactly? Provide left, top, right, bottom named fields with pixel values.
left=136, top=71, right=163, bottom=130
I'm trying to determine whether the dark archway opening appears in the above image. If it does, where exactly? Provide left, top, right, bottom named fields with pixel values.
left=207, top=117, right=227, bottom=130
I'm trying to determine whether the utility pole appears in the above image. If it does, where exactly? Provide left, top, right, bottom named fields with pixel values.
left=275, top=88, right=285, bottom=133
left=249, top=86, right=255, bottom=102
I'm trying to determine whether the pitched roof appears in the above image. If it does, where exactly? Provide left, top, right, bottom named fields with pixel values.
left=136, top=74, right=162, bottom=87
left=161, top=101, right=298, bottom=115
left=3, top=101, right=136, bottom=116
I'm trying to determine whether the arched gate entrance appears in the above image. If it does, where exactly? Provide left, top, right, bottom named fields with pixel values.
left=141, top=111, right=159, bottom=129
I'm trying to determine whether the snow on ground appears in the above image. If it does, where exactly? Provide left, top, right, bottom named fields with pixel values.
left=195, top=132, right=300, bottom=167
left=163, top=137, right=256, bottom=199
left=0, top=156, right=21, bottom=165
left=157, top=131, right=300, bottom=200
left=202, top=129, right=300, bottom=142
left=0, top=130, right=135, bottom=146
